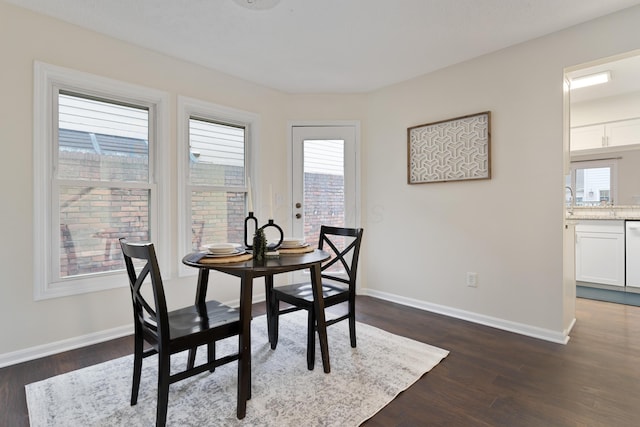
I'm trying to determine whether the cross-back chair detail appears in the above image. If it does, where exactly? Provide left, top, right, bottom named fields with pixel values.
left=120, top=238, right=241, bottom=427
left=268, top=226, right=364, bottom=370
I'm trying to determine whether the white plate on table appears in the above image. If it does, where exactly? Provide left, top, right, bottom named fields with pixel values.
left=203, top=243, right=241, bottom=255
left=280, top=242, right=309, bottom=249
left=204, top=248, right=246, bottom=258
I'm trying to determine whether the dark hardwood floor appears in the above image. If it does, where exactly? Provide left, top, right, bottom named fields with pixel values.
left=2, top=296, right=640, bottom=426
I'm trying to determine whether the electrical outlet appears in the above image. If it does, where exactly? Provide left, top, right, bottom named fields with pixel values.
left=466, top=272, right=478, bottom=287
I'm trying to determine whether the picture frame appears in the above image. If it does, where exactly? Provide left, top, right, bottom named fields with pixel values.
left=407, top=111, right=491, bottom=184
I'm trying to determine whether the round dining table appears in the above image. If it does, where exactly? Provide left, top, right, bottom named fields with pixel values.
left=182, top=248, right=331, bottom=419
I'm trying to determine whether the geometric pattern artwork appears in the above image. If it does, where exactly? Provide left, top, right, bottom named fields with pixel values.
left=408, top=111, right=491, bottom=184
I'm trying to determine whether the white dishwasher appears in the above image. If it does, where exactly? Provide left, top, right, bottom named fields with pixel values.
left=626, top=221, right=640, bottom=288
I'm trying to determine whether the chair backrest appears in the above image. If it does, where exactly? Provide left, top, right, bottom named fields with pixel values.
left=119, top=238, right=169, bottom=346
left=317, top=226, right=364, bottom=290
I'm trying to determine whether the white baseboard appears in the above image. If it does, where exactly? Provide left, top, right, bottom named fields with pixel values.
left=0, top=324, right=133, bottom=369
left=564, top=317, right=577, bottom=338
left=0, top=290, right=570, bottom=368
left=0, top=294, right=268, bottom=369
left=360, top=289, right=570, bottom=344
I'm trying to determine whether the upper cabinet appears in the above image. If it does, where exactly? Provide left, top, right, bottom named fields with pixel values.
left=609, top=118, right=640, bottom=146
left=571, top=118, right=640, bottom=151
left=571, top=124, right=606, bottom=150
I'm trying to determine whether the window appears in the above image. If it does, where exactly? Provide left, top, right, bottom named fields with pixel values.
left=177, top=97, right=257, bottom=276
left=566, top=159, right=618, bottom=206
left=34, top=62, right=169, bottom=299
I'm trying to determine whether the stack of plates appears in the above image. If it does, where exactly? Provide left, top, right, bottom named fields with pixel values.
left=203, top=243, right=243, bottom=257
left=280, top=237, right=307, bottom=249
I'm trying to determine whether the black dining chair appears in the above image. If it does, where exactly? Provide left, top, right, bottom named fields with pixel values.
left=268, top=226, right=364, bottom=370
left=119, top=238, right=241, bottom=427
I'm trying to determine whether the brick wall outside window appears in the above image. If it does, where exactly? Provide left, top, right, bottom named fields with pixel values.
left=59, top=153, right=344, bottom=276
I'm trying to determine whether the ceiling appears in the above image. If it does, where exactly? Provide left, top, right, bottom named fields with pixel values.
left=568, top=53, right=640, bottom=104
left=6, top=0, right=640, bottom=94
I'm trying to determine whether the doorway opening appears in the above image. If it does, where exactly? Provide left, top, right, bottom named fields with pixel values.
left=564, top=49, right=640, bottom=306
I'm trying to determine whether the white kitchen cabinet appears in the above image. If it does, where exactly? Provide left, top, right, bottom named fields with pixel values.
left=570, top=124, right=606, bottom=150
left=575, top=220, right=625, bottom=286
left=608, top=119, right=640, bottom=147
left=571, top=118, right=640, bottom=151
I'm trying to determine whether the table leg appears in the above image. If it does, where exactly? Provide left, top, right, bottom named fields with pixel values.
left=237, top=272, right=253, bottom=419
left=310, top=262, right=331, bottom=373
left=194, top=268, right=210, bottom=306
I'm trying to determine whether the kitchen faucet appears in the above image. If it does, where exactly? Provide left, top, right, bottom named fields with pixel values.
left=565, top=186, right=574, bottom=214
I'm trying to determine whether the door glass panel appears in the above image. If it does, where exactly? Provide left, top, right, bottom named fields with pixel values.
left=303, top=139, right=345, bottom=245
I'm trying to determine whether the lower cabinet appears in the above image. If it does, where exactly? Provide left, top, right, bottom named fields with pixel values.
left=575, top=220, right=625, bottom=287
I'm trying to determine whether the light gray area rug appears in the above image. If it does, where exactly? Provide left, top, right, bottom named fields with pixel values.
left=26, top=311, right=448, bottom=426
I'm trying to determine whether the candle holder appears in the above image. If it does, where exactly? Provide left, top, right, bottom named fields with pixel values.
left=243, top=214, right=283, bottom=250
left=262, top=219, right=284, bottom=251
left=244, top=212, right=258, bottom=249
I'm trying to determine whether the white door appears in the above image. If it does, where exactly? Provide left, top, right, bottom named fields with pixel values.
left=290, top=125, right=359, bottom=269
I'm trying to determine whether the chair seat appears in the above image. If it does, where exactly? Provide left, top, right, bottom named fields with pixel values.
left=273, top=281, right=348, bottom=305
left=167, top=301, right=240, bottom=350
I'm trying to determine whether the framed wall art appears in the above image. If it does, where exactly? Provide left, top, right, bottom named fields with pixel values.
left=407, top=111, right=491, bottom=184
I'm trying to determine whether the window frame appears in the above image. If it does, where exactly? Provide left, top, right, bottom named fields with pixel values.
left=33, top=62, right=171, bottom=300
left=177, top=96, right=258, bottom=277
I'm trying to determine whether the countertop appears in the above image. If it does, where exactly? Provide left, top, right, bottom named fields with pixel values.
left=566, top=205, right=640, bottom=221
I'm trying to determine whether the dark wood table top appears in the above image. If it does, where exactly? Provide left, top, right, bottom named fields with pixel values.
left=182, top=249, right=330, bottom=277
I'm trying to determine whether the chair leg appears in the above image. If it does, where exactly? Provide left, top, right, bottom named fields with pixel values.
left=307, top=309, right=315, bottom=370
left=187, top=348, right=196, bottom=370
left=156, top=352, right=171, bottom=427
left=349, top=301, right=357, bottom=348
left=131, top=334, right=143, bottom=405
left=208, top=342, right=216, bottom=372
left=270, top=297, right=279, bottom=350
left=349, top=315, right=357, bottom=348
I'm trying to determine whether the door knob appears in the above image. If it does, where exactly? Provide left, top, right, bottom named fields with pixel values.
left=295, top=213, right=301, bottom=219
left=295, top=202, right=302, bottom=208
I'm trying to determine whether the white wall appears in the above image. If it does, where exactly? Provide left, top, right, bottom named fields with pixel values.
left=2, top=0, right=640, bottom=364
left=362, top=5, right=640, bottom=341
left=363, top=48, right=569, bottom=340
